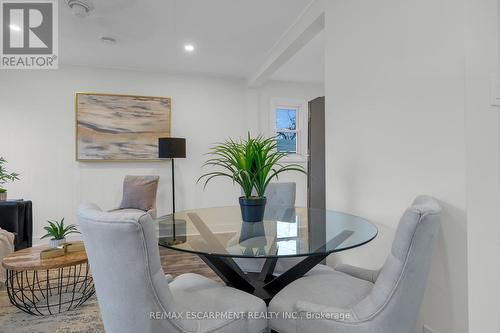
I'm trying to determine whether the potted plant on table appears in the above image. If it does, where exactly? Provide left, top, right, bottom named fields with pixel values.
left=41, top=218, right=80, bottom=248
left=0, top=157, right=20, bottom=201
left=198, top=134, right=305, bottom=222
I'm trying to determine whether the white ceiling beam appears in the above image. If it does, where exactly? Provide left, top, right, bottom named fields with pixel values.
left=246, top=0, right=325, bottom=88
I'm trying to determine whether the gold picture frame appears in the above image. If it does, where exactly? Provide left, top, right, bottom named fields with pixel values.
left=75, top=92, right=171, bottom=161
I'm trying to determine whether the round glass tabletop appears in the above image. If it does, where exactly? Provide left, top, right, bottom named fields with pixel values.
left=156, top=206, right=377, bottom=259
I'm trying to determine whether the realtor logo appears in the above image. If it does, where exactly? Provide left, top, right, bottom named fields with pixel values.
left=0, top=0, right=58, bottom=69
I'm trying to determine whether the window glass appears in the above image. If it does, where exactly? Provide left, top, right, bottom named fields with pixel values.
left=275, top=107, right=298, bottom=153
left=276, top=108, right=297, bottom=130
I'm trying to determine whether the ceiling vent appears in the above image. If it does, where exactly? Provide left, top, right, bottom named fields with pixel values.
left=65, top=0, right=94, bottom=18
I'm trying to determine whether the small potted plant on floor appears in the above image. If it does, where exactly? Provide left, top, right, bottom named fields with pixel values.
left=198, top=133, right=305, bottom=222
left=41, top=218, right=80, bottom=248
left=0, top=157, right=20, bottom=201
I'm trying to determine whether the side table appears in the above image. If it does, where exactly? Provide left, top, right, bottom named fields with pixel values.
left=1, top=243, right=95, bottom=315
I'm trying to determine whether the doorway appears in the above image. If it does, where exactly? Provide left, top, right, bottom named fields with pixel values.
left=307, top=96, right=325, bottom=210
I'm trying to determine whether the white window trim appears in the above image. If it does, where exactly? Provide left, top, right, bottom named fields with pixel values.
left=270, top=98, right=308, bottom=164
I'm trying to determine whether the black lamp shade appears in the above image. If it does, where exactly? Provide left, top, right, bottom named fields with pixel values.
left=158, top=138, right=186, bottom=158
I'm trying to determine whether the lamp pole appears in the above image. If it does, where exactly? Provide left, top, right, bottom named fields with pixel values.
left=171, top=157, right=176, bottom=242
left=171, top=158, right=176, bottom=215
left=158, top=137, right=186, bottom=245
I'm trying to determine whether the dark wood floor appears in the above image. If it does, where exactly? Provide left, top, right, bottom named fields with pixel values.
left=158, top=232, right=239, bottom=282
left=159, top=247, right=222, bottom=282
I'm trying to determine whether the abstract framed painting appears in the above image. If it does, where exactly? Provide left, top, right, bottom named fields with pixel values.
left=75, top=93, right=171, bottom=161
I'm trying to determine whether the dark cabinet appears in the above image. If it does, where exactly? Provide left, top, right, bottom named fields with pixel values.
left=0, top=200, right=32, bottom=250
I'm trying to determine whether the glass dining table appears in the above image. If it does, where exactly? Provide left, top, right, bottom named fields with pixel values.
left=156, top=206, right=377, bottom=303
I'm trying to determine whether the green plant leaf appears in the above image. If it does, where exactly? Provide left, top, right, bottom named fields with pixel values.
left=58, top=218, right=65, bottom=238
left=198, top=133, right=306, bottom=198
left=0, top=157, right=20, bottom=187
left=40, top=218, right=79, bottom=240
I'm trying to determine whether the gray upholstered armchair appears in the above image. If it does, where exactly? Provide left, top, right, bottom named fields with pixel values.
left=234, top=182, right=300, bottom=274
left=78, top=203, right=267, bottom=333
left=269, top=196, right=441, bottom=333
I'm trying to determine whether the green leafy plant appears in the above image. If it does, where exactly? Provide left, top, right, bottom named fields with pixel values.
left=41, top=218, right=80, bottom=240
left=198, top=133, right=306, bottom=198
left=0, top=157, right=20, bottom=193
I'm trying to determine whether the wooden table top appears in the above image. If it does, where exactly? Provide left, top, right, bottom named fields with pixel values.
left=2, top=243, right=88, bottom=271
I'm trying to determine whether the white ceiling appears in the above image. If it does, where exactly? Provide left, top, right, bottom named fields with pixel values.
left=271, top=30, right=324, bottom=83
left=59, top=0, right=314, bottom=79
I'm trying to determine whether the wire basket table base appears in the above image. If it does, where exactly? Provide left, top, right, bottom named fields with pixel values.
left=5, top=263, right=95, bottom=316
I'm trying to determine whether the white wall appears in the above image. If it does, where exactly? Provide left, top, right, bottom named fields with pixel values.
left=464, top=0, right=500, bottom=331
left=0, top=66, right=325, bottom=242
left=251, top=80, right=325, bottom=206
left=324, top=1, right=470, bottom=332
left=0, top=66, right=248, bottom=241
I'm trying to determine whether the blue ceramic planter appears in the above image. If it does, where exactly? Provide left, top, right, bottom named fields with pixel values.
left=239, top=196, right=267, bottom=222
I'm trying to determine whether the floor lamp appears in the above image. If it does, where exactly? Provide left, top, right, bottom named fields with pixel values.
left=159, top=137, right=186, bottom=245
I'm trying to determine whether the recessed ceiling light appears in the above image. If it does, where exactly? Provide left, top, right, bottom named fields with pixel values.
left=65, top=0, right=94, bottom=18
left=184, top=44, right=195, bottom=53
left=9, top=24, right=21, bottom=32
left=100, top=36, right=117, bottom=44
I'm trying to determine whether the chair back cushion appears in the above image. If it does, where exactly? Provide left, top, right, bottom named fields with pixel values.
left=265, top=182, right=296, bottom=206
left=263, top=182, right=297, bottom=221
left=78, top=203, right=186, bottom=333
left=353, top=196, right=441, bottom=331
left=119, top=175, right=159, bottom=211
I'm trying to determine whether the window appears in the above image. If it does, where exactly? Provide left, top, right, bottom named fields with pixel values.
left=270, top=98, right=307, bottom=161
left=275, top=107, right=298, bottom=153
